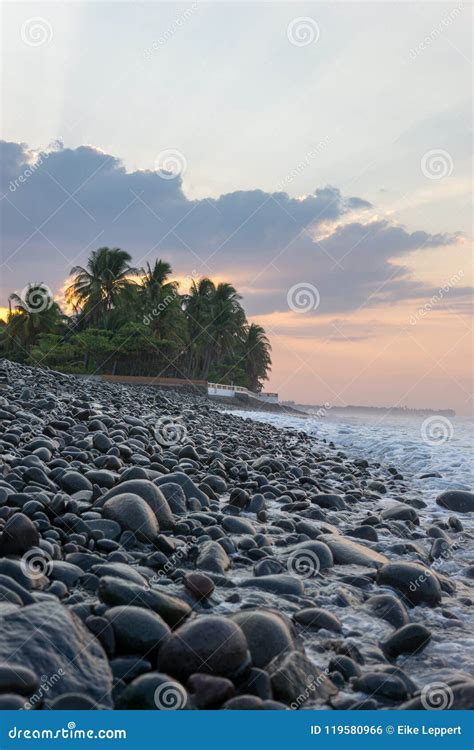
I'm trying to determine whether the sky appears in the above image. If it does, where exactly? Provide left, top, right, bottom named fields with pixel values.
left=1, top=1, right=472, bottom=414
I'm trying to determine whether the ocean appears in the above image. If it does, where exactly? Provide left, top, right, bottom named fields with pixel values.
left=228, top=409, right=473, bottom=506
left=226, top=407, right=474, bottom=679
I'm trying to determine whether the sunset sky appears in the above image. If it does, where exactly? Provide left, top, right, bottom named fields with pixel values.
left=1, top=1, right=472, bottom=413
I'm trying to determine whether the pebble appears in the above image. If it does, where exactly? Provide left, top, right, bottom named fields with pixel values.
left=157, top=616, right=250, bottom=682
left=376, top=562, right=442, bottom=607
left=436, top=490, right=474, bottom=514
left=102, top=494, right=159, bottom=542
left=381, top=623, right=431, bottom=658
left=232, top=610, right=295, bottom=668
left=0, top=359, right=470, bottom=714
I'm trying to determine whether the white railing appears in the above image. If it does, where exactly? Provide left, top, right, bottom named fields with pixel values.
left=207, top=383, right=278, bottom=403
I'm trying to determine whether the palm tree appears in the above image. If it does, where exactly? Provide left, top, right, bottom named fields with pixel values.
left=238, top=322, right=272, bottom=391
left=183, top=278, right=216, bottom=377
left=139, top=260, right=183, bottom=338
left=183, top=279, right=247, bottom=379
left=5, top=284, right=64, bottom=354
left=66, top=247, right=139, bottom=327
left=211, top=282, right=246, bottom=366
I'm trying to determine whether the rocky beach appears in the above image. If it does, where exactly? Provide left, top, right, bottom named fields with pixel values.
left=0, top=359, right=472, bottom=711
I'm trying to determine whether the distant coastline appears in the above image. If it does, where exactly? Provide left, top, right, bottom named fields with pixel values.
left=282, top=402, right=456, bottom=418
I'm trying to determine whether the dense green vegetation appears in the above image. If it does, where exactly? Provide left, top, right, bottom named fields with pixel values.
left=0, top=247, right=272, bottom=391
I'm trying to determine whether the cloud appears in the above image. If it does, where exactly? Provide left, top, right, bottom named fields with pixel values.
left=0, top=140, right=466, bottom=316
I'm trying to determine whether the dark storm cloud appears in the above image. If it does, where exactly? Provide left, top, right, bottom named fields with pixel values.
left=0, top=140, right=465, bottom=315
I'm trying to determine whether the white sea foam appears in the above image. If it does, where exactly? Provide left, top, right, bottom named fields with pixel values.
left=228, top=410, right=473, bottom=506
left=227, top=408, right=474, bottom=682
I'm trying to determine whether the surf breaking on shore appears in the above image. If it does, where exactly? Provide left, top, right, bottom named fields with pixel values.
left=0, top=359, right=472, bottom=711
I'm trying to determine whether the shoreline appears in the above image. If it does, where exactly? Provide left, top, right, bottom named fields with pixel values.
left=0, top=359, right=472, bottom=711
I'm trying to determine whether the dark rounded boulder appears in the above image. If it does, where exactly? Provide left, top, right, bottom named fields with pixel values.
left=104, top=606, right=170, bottom=655
left=0, top=513, right=39, bottom=556
left=157, top=616, right=249, bottom=683
left=365, top=594, right=409, bottom=629
left=101, top=480, right=175, bottom=529
left=0, top=663, right=38, bottom=696
left=436, top=491, right=474, bottom=514
left=183, top=572, right=215, bottom=600
left=231, top=610, right=295, bottom=668
left=376, top=562, right=442, bottom=607
left=115, top=672, right=188, bottom=710
left=102, top=493, right=159, bottom=542
left=381, top=623, right=431, bottom=659
left=293, top=608, right=342, bottom=633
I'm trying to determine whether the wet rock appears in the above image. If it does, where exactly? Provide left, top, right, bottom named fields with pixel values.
left=381, top=624, right=431, bottom=658
left=155, top=472, right=209, bottom=509
left=293, top=608, right=342, bottom=632
left=196, top=541, right=230, bottom=575
left=101, top=479, right=175, bottom=530
left=0, top=663, right=38, bottom=696
left=0, top=602, right=113, bottom=707
left=289, top=540, right=334, bottom=570
left=187, top=673, right=235, bottom=708
left=381, top=504, right=419, bottom=522
left=232, top=610, right=295, bottom=668
left=347, top=525, right=378, bottom=542
left=0, top=513, right=39, bottom=556
left=102, top=494, right=159, bottom=542
left=436, top=491, right=474, bottom=514
left=268, top=650, right=337, bottom=706
left=241, top=574, right=304, bottom=596
left=98, top=577, right=191, bottom=629
left=59, top=471, right=93, bottom=494
left=158, top=483, right=187, bottom=515
left=184, top=572, right=215, bottom=600
left=365, top=594, right=409, bottom=629
left=115, top=672, right=188, bottom=710
left=228, top=488, right=250, bottom=509
left=311, top=493, right=346, bottom=511
left=328, top=655, right=361, bottom=680
left=353, top=671, right=408, bottom=700
left=376, top=562, right=442, bottom=607
left=319, top=535, right=388, bottom=567
left=158, top=616, right=250, bottom=682
left=222, top=517, right=256, bottom=535
left=400, top=680, right=474, bottom=710
left=104, top=606, right=170, bottom=655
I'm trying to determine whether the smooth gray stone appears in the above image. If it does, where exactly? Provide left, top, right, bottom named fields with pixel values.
left=0, top=602, right=113, bottom=707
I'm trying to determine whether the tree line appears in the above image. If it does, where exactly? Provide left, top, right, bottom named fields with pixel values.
left=0, top=247, right=272, bottom=391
